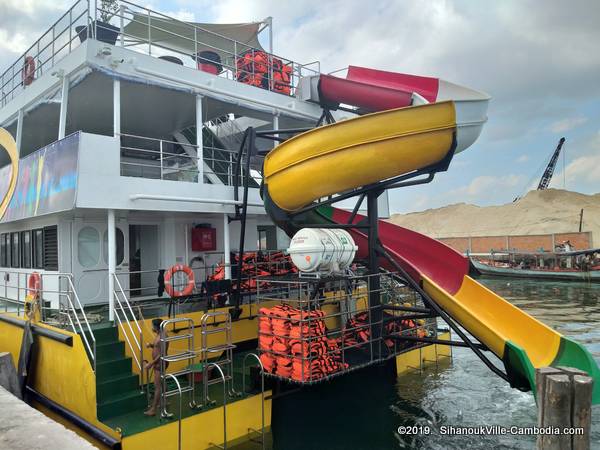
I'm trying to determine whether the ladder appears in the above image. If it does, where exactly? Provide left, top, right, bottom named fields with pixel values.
left=159, top=317, right=197, bottom=418
left=199, top=311, right=238, bottom=406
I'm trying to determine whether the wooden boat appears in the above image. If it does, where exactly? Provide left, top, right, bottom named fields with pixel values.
left=471, top=248, right=600, bottom=282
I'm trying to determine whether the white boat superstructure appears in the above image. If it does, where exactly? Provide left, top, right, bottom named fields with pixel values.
left=0, top=0, right=323, bottom=312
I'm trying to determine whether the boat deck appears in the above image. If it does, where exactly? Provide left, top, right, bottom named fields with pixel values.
left=104, top=349, right=263, bottom=437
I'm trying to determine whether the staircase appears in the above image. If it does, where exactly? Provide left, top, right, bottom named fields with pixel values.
left=90, top=325, right=146, bottom=421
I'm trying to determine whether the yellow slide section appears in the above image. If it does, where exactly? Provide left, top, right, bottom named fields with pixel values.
left=264, top=101, right=456, bottom=212
left=423, top=275, right=561, bottom=368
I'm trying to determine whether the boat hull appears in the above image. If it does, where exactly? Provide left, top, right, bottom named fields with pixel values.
left=471, top=259, right=600, bottom=282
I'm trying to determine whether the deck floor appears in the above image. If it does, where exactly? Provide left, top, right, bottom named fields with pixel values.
left=103, top=349, right=264, bottom=437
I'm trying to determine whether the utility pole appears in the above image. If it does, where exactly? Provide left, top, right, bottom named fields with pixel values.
left=579, top=209, right=584, bottom=233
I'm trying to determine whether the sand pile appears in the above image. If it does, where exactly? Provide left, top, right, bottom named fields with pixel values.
left=387, top=189, right=600, bottom=246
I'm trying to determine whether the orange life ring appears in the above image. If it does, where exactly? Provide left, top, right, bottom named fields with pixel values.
left=164, top=264, right=195, bottom=297
left=27, top=272, right=41, bottom=299
left=22, top=56, right=35, bottom=86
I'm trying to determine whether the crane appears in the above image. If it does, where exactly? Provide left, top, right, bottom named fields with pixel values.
left=513, top=137, right=566, bottom=202
left=537, top=137, right=566, bottom=190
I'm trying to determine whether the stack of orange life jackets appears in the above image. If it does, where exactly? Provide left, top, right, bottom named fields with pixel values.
left=235, top=50, right=292, bottom=95
left=258, top=304, right=348, bottom=382
left=341, top=312, right=426, bottom=349
left=209, top=252, right=297, bottom=292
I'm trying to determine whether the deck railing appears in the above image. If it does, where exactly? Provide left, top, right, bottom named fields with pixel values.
left=0, top=269, right=97, bottom=370
left=119, top=132, right=262, bottom=185
left=0, top=0, right=91, bottom=108
left=0, top=0, right=320, bottom=108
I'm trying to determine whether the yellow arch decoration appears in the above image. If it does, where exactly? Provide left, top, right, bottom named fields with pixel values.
left=0, top=127, right=19, bottom=220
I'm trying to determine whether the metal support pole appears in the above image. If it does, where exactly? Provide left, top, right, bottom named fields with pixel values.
left=196, top=95, right=204, bottom=183
left=15, top=109, right=23, bottom=154
left=367, top=191, right=382, bottom=360
left=108, top=209, right=116, bottom=322
left=113, top=78, right=120, bottom=136
left=233, top=129, right=254, bottom=310
left=159, top=140, right=164, bottom=180
left=272, top=113, right=279, bottom=149
left=224, top=213, right=231, bottom=280
left=58, top=74, right=69, bottom=139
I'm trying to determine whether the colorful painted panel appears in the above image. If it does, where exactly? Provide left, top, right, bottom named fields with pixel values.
left=0, top=132, right=79, bottom=223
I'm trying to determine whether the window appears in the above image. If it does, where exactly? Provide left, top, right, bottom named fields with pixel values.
left=102, top=228, right=125, bottom=266
left=32, top=229, right=43, bottom=269
left=10, top=232, right=19, bottom=268
left=43, top=226, right=58, bottom=271
left=21, top=231, right=31, bottom=269
left=0, top=233, right=8, bottom=267
left=78, top=226, right=100, bottom=268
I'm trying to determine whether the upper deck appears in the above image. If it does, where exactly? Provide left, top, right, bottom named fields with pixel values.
left=0, top=0, right=320, bottom=111
left=0, top=0, right=327, bottom=222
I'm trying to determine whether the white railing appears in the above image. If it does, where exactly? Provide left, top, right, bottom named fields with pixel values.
left=0, top=269, right=97, bottom=371
left=1, top=0, right=320, bottom=108
left=0, top=0, right=91, bottom=107
left=119, top=133, right=200, bottom=182
left=58, top=273, right=97, bottom=371
left=112, top=273, right=145, bottom=385
left=118, top=132, right=261, bottom=185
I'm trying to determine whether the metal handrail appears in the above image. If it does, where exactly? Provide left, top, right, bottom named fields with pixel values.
left=59, top=274, right=97, bottom=371
left=0, top=0, right=90, bottom=107
left=112, top=274, right=144, bottom=385
left=164, top=373, right=183, bottom=450
left=207, top=362, right=228, bottom=450
left=242, top=353, right=265, bottom=450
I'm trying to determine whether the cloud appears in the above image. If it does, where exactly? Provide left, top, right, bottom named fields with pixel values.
left=516, top=154, right=530, bottom=163
left=447, top=174, right=525, bottom=200
left=548, top=116, right=588, bottom=133
left=550, top=130, right=600, bottom=190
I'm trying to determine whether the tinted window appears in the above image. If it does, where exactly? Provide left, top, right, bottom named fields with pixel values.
left=0, top=234, right=8, bottom=267
left=21, top=231, right=31, bottom=269
left=32, top=229, right=44, bottom=269
left=10, top=232, right=19, bottom=268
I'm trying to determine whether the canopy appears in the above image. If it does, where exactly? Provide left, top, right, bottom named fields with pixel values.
left=123, top=14, right=267, bottom=66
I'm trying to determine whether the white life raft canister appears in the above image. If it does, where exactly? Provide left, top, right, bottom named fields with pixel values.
left=287, top=228, right=357, bottom=275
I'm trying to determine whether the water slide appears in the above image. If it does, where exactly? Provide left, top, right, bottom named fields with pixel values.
left=263, top=67, right=600, bottom=402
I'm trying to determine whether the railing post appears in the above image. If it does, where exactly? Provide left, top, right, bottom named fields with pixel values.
left=194, top=27, right=198, bottom=66
left=69, top=9, right=73, bottom=52
left=159, top=140, right=164, bottom=180
left=234, top=41, right=238, bottom=80
left=147, top=10, right=152, bottom=55
left=196, top=95, right=203, bottom=183
left=108, top=210, right=116, bottom=322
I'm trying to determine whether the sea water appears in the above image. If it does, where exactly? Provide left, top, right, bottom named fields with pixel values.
left=239, top=277, right=600, bottom=450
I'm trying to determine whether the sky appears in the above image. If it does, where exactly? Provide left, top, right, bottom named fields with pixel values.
left=0, top=0, right=599, bottom=214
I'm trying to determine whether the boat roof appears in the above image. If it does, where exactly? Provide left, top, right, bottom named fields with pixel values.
left=474, top=248, right=600, bottom=257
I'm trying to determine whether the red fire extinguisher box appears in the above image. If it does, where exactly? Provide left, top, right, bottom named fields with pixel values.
left=191, top=226, right=216, bottom=251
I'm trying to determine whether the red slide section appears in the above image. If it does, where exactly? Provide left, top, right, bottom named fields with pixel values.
left=318, top=66, right=440, bottom=112
left=330, top=207, right=468, bottom=295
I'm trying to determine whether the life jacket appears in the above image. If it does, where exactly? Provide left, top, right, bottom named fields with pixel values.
left=260, top=353, right=276, bottom=373
left=271, top=60, right=292, bottom=95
